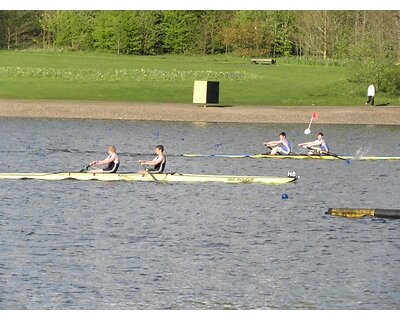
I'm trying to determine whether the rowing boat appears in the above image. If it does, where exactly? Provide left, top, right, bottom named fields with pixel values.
left=183, top=153, right=400, bottom=160
left=0, top=172, right=297, bottom=184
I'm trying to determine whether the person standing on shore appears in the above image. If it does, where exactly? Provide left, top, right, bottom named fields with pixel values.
left=366, top=83, right=375, bottom=107
left=263, top=132, right=292, bottom=155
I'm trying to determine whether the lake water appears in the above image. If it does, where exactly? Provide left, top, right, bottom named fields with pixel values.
left=0, top=118, right=399, bottom=309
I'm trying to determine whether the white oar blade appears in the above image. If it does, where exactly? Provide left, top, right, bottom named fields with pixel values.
left=304, top=128, right=311, bottom=134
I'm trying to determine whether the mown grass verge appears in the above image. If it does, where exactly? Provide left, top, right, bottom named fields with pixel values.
left=0, top=50, right=398, bottom=106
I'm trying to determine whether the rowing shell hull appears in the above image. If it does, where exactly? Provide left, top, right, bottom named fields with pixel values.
left=0, top=172, right=297, bottom=184
left=183, top=153, right=400, bottom=160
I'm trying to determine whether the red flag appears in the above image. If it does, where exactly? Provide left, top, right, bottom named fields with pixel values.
left=312, top=112, right=319, bottom=120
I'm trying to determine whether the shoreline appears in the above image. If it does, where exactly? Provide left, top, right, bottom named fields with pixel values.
left=0, top=99, right=400, bottom=125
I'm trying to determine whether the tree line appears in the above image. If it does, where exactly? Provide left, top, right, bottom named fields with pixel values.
left=1, top=10, right=400, bottom=92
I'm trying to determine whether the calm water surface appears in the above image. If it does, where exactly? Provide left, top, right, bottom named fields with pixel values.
left=0, top=118, right=399, bottom=309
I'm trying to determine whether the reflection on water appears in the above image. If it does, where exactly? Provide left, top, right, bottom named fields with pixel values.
left=0, top=118, right=400, bottom=309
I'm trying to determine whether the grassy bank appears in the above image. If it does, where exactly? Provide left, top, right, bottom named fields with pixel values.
left=0, top=50, right=398, bottom=106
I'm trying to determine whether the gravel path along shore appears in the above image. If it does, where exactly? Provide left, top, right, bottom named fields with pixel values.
left=0, top=99, right=399, bottom=125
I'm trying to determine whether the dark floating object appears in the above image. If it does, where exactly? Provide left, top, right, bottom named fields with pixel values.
left=326, top=208, right=400, bottom=219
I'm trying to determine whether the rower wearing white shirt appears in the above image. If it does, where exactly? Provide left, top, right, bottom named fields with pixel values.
left=298, top=132, right=330, bottom=155
left=88, top=145, right=120, bottom=173
left=138, top=145, right=166, bottom=173
left=263, top=132, right=292, bottom=155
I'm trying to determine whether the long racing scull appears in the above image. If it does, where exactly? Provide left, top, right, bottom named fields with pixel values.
left=0, top=172, right=297, bottom=184
left=183, top=153, right=400, bottom=160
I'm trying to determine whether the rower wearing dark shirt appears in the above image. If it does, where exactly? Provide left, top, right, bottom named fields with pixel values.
left=138, top=145, right=166, bottom=173
left=88, top=145, right=120, bottom=173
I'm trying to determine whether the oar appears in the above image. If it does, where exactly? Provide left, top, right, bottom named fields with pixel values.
left=79, top=164, right=90, bottom=172
left=79, top=164, right=102, bottom=172
left=306, top=146, right=349, bottom=161
left=140, top=164, right=158, bottom=182
left=263, top=145, right=277, bottom=155
left=319, top=150, right=349, bottom=161
left=264, top=145, right=303, bottom=157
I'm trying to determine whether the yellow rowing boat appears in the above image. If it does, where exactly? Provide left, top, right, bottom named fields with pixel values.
left=0, top=172, right=297, bottom=184
left=183, top=153, right=400, bottom=160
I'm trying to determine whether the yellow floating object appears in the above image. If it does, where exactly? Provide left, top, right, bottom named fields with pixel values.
left=326, top=208, right=400, bottom=219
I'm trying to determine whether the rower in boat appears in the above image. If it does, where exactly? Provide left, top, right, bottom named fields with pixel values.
left=138, top=145, right=166, bottom=173
left=88, top=145, right=120, bottom=173
left=298, top=132, right=330, bottom=155
left=263, top=132, right=292, bottom=155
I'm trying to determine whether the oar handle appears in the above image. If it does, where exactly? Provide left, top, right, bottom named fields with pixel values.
left=79, top=164, right=91, bottom=172
left=140, top=163, right=159, bottom=181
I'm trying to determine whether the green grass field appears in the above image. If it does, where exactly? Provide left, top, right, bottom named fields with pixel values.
left=0, top=50, right=398, bottom=106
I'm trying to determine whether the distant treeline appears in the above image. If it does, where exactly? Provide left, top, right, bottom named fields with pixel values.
left=1, top=10, right=400, bottom=92
left=0, top=10, right=399, bottom=58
